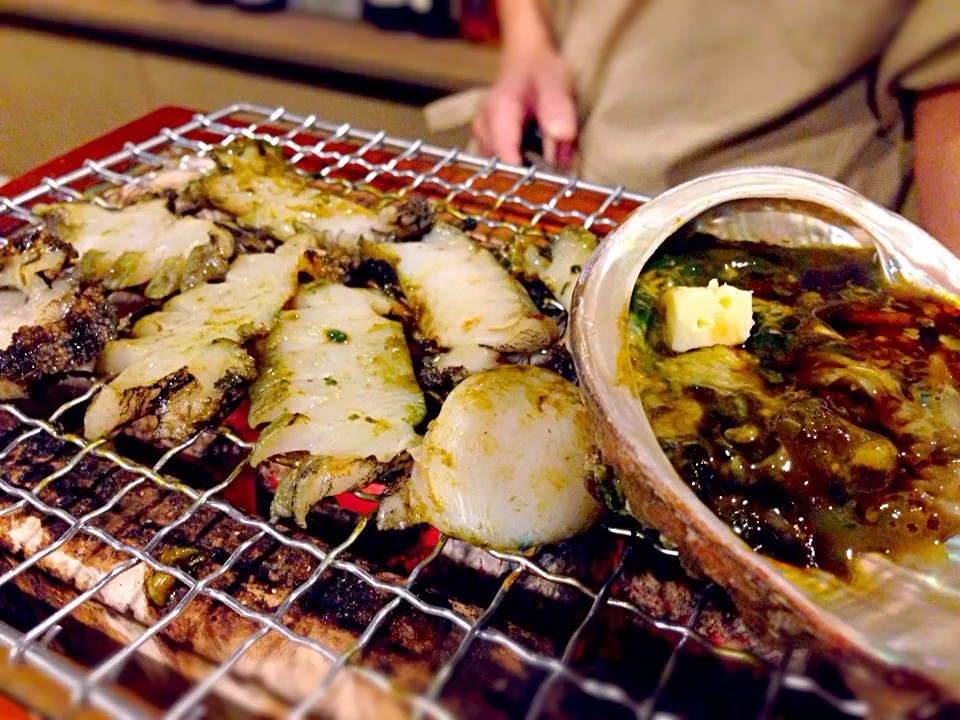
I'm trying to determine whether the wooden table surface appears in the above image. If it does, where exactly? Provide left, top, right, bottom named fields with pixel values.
left=0, top=0, right=499, bottom=92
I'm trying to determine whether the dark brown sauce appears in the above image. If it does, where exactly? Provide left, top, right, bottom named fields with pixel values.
left=630, top=233, right=960, bottom=572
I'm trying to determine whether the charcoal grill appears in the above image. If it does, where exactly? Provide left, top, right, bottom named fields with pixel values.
left=0, top=103, right=871, bottom=720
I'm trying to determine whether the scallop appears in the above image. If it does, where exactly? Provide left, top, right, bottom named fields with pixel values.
left=378, top=365, right=602, bottom=550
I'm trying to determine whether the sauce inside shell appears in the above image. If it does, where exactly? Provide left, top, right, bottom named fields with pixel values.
left=630, top=232, right=960, bottom=573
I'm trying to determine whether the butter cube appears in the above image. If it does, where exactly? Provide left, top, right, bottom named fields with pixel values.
left=662, top=280, right=754, bottom=353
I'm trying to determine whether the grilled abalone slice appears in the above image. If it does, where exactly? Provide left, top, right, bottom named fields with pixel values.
left=192, top=141, right=433, bottom=258
left=571, top=167, right=960, bottom=714
left=378, top=365, right=602, bottom=549
left=247, top=282, right=426, bottom=527
left=84, top=253, right=298, bottom=441
left=0, top=228, right=76, bottom=290
left=36, top=198, right=235, bottom=298
left=103, top=155, right=217, bottom=206
left=0, top=282, right=115, bottom=401
left=507, top=225, right=599, bottom=314
left=369, top=222, right=560, bottom=373
left=0, top=231, right=114, bottom=400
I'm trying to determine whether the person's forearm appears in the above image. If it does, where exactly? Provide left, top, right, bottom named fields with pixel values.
left=497, top=0, right=554, bottom=58
left=913, top=84, right=960, bottom=256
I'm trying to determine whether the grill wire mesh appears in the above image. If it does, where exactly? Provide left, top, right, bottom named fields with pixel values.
left=0, top=103, right=873, bottom=720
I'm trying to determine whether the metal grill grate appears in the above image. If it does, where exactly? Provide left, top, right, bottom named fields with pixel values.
left=0, top=103, right=871, bottom=720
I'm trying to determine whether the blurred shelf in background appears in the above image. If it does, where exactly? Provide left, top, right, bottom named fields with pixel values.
left=0, top=0, right=499, bottom=91
left=0, top=0, right=498, bottom=174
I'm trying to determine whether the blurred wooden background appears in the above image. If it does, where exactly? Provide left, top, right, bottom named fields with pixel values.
left=0, top=0, right=497, bottom=176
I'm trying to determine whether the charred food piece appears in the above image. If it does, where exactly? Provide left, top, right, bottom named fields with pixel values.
left=377, top=196, right=434, bottom=241
left=84, top=254, right=298, bottom=441
left=0, top=231, right=115, bottom=400
left=0, top=282, right=116, bottom=400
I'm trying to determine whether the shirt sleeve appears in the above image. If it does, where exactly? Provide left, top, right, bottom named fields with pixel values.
left=877, top=0, right=960, bottom=125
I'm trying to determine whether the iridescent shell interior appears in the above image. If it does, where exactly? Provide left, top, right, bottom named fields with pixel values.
left=570, top=167, right=960, bottom=713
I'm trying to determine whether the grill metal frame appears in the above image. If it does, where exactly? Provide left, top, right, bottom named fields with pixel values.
left=0, top=102, right=870, bottom=720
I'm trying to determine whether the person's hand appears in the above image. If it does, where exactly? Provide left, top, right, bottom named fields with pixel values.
left=472, top=45, right=578, bottom=169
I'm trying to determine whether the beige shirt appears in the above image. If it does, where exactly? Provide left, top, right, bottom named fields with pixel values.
left=545, top=0, right=960, bottom=213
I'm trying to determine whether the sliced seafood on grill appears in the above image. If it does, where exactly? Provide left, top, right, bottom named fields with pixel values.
left=378, top=365, right=602, bottom=549
left=247, top=282, right=425, bottom=527
left=192, top=141, right=433, bottom=259
left=0, top=231, right=115, bottom=400
left=503, top=225, right=600, bottom=374
left=0, top=228, right=76, bottom=290
left=510, top=225, right=599, bottom=314
left=36, top=198, right=235, bottom=298
left=368, top=222, right=560, bottom=378
left=84, top=253, right=299, bottom=441
left=103, top=155, right=217, bottom=206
